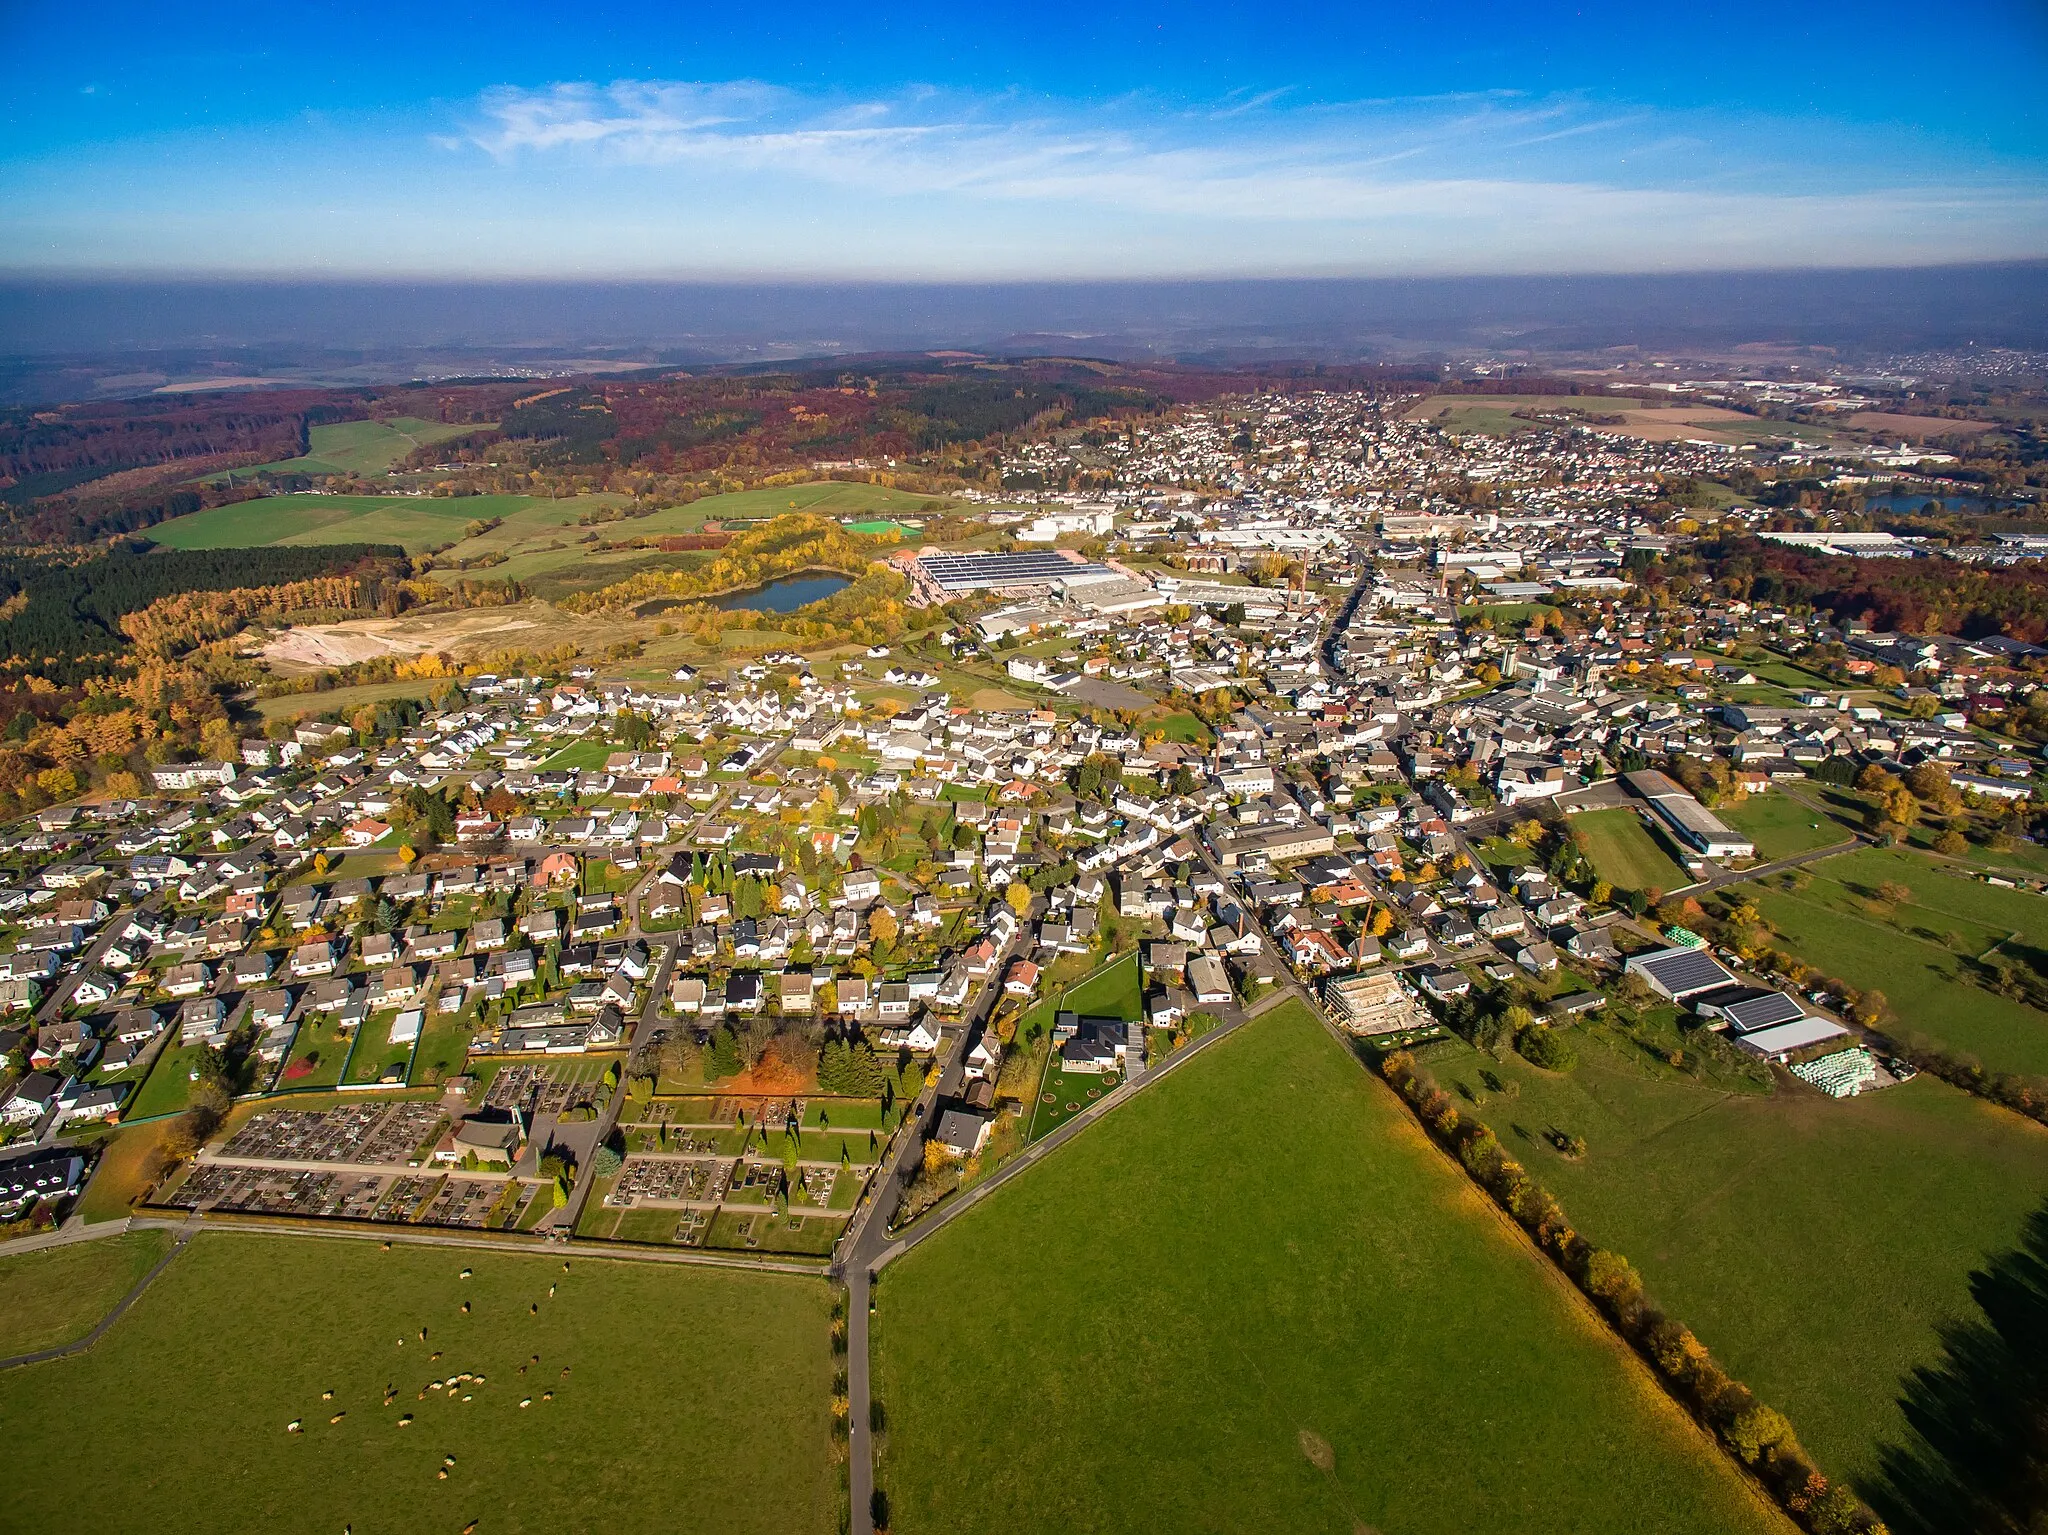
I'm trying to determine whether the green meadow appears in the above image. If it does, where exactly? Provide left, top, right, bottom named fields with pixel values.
left=0, top=1232, right=837, bottom=1535
left=874, top=1000, right=1786, bottom=1535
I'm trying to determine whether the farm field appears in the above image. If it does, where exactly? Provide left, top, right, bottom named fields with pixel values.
left=1749, top=846, right=2048, bottom=1078
left=1718, top=790, right=1858, bottom=860
left=1403, top=394, right=1842, bottom=448
left=1573, top=806, right=1691, bottom=894
left=0, top=1230, right=172, bottom=1356
left=250, top=678, right=446, bottom=721
left=874, top=1000, right=1787, bottom=1535
left=150, top=492, right=612, bottom=553
left=0, top=1232, right=837, bottom=1535
left=1422, top=1032, right=2048, bottom=1486
left=242, top=417, right=486, bottom=478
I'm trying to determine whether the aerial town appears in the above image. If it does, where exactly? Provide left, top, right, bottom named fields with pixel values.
left=3, top=362, right=2045, bottom=1535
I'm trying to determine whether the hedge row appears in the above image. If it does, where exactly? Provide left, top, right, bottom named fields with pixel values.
left=1380, top=1050, right=1888, bottom=1535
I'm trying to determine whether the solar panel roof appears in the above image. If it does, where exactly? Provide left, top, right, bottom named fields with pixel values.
left=916, top=552, right=1113, bottom=589
left=1634, top=947, right=1735, bottom=997
left=1723, top=991, right=1807, bottom=1033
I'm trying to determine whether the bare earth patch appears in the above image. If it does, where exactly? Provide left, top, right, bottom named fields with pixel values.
left=258, top=609, right=548, bottom=669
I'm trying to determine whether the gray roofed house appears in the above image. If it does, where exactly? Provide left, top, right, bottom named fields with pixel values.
left=934, top=1107, right=993, bottom=1157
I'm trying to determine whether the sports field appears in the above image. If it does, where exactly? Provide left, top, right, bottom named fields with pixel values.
left=1573, top=807, right=1691, bottom=894
left=1424, top=1031, right=2048, bottom=1484
left=874, top=1000, right=1787, bottom=1535
left=0, top=1229, right=172, bottom=1355
left=0, top=1231, right=837, bottom=1535
left=1750, top=846, right=2048, bottom=1078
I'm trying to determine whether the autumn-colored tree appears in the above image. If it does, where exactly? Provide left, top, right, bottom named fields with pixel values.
left=1005, top=882, right=1032, bottom=918
left=867, top=907, right=899, bottom=946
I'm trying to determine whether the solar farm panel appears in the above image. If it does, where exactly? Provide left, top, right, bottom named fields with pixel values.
left=915, top=552, right=1113, bottom=590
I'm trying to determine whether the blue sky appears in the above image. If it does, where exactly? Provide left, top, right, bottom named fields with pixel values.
left=5, top=0, right=2046, bottom=277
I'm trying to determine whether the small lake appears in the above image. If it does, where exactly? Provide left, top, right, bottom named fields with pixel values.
left=1864, top=491, right=2031, bottom=517
left=711, top=574, right=851, bottom=613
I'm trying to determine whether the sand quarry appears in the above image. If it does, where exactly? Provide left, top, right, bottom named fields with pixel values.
left=258, top=608, right=551, bottom=670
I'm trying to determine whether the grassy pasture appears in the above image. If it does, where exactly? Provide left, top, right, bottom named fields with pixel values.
left=1749, top=846, right=2048, bottom=1078
left=0, top=1232, right=837, bottom=1535
left=1573, top=806, right=1691, bottom=893
left=0, top=1230, right=172, bottom=1355
left=1718, top=790, right=1857, bottom=861
left=246, top=418, right=484, bottom=478
left=875, top=1000, right=1787, bottom=1535
left=150, top=492, right=598, bottom=553
left=251, top=678, right=443, bottom=721
left=1425, top=1033, right=2048, bottom=1485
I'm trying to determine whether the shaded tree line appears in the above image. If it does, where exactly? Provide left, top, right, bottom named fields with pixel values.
left=1381, top=1049, right=1889, bottom=1535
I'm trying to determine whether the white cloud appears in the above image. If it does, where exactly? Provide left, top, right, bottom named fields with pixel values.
left=448, top=78, right=2048, bottom=274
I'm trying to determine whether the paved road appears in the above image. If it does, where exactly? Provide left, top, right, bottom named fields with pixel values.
left=553, top=932, right=679, bottom=1233
left=866, top=987, right=1287, bottom=1272
left=836, top=916, right=1025, bottom=1535
left=1668, top=835, right=1864, bottom=898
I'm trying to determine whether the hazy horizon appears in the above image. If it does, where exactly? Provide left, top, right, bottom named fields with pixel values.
left=6, top=264, right=2046, bottom=360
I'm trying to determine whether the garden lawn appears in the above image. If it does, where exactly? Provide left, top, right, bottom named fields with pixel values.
left=1025, top=1062, right=1118, bottom=1140
left=1574, top=807, right=1691, bottom=894
left=1718, top=790, right=1858, bottom=861
left=408, top=1010, right=474, bottom=1086
left=0, top=1230, right=171, bottom=1355
left=1750, top=845, right=2048, bottom=1078
left=0, top=1232, right=837, bottom=1535
left=1424, top=1032, right=2048, bottom=1487
left=345, top=1012, right=418, bottom=1085
left=126, top=1042, right=208, bottom=1121
left=1053, top=950, right=1142, bottom=1020
left=875, top=1000, right=1788, bottom=1535
left=540, top=738, right=615, bottom=771
left=277, top=1015, right=354, bottom=1092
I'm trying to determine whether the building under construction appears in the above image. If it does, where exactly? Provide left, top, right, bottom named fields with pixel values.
left=1324, top=971, right=1430, bottom=1036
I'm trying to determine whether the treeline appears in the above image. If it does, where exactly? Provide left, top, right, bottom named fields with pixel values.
left=560, top=512, right=890, bottom=616
left=0, top=392, right=323, bottom=484
left=1379, top=1050, right=1889, bottom=1535
left=118, top=575, right=378, bottom=658
left=0, top=543, right=405, bottom=682
left=1706, top=537, right=2048, bottom=643
left=898, top=379, right=1162, bottom=449
left=10, top=478, right=266, bottom=547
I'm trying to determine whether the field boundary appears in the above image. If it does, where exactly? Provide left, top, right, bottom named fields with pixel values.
left=871, top=986, right=1290, bottom=1271
left=0, top=1222, right=195, bottom=1372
